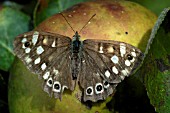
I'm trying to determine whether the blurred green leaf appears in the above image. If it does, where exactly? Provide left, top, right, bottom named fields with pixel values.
left=139, top=7, right=170, bottom=112
left=2, top=1, right=22, bottom=10
left=34, top=0, right=87, bottom=26
left=57, top=0, right=88, bottom=11
left=0, top=7, right=30, bottom=71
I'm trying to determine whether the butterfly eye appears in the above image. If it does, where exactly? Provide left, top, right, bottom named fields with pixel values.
left=95, top=83, right=104, bottom=94
left=127, top=54, right=133, bottom=61
left=86, top=86, right=93, bottom=95
left=24, top=41, right=31, bottom=47
left=53, top=81, right=61, bottom=92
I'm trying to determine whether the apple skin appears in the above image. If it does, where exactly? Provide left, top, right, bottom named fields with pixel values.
left=36, top=0, right=157, bottom=52
left=9, top=0, right=157, bottom=113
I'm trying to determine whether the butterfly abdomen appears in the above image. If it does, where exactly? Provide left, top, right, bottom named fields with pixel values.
left=71, top=53, right=81, bottom=80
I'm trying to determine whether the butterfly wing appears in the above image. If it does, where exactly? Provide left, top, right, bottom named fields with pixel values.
left=79, top=39, right=143, bottom=102
left=14, top=31, right=75, bottom=99
left=79, top=53, right=118, bottom=102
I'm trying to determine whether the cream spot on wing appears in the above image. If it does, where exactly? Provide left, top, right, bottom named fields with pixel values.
left=120, top=43, right=126, bottom=57
left=52, top=40, right=56, bottom=47
left=111, top=55, right=119, bottom=64
left=21, top=38, right=27, bottom=43
left=43, top=37, right=48, bottom=45
left=105, top=70, right=110, bottom=78
left=22, top=44, right=26, bottom=49
left=120, top=75, right=125, bottom=80
left=131, top=52, right=136, bottom=57
left=107, top=46, right=114, bottom=53
left=53, top=69, right=59, bottom=75
left=43, top=71, right=50, bottom=80
left=99, top=46, right=104, bottom=53
left=24, top=34, right=27, bottom=37
left=32, top=31, right=39, bottom=45
left=112, top=66, right=118, bottom=74
left=125, top=60, right=131, bottom=66
left=36, top=46, right=44, bottom=55
left=121, top=68, right=129, bottom=76
left=25, top=48, right=31, bottom=53
left=41, top=63, right=47, bottom=70
left=34, top=57, right=41, bottom=64
left=25, top=56, right=32, bottom=63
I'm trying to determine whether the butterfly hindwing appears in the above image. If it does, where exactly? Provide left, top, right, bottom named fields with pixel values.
left=14, top=31, right=75, bottom=99
left=79, top=51, right=118, bottom=102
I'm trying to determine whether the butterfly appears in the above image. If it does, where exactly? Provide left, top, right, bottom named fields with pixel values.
left=13, top=30, right=143, bottom=102
left=13, top=13, right=143, bottom=102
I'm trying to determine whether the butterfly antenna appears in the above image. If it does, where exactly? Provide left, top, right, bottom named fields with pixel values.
left=79, top=14, right=96, bottom=33
left=60, top=13, right=76, bottom=33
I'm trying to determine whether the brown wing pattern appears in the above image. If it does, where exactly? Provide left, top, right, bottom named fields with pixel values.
left=14, top=31, right=75, bottom=99
left=79, top=39, right=143, bottom=102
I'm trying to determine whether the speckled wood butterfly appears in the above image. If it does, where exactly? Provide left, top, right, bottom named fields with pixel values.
left=13, top=14, right=143, bottom=102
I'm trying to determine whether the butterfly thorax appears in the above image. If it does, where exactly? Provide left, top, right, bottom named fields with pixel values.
left=71, top=31, right=82, bottom=80
left=72, top=31, right=81, bottom=53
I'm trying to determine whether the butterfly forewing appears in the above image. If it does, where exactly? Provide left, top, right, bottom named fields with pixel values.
left=83, top=39, right=143, bottom=82
left=14, top=31, right=75, bottom=99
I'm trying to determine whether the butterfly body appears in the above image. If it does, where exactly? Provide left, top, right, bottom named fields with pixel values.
left=14, top=31, right=143, bottom=102
left=71, top=31, right=82, bottom=80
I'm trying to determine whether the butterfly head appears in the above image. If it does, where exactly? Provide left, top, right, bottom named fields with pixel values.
left=73, top=31, right=80, bottom=41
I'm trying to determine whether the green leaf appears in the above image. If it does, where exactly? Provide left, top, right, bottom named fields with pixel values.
left=0, top=7, right=30, bottom=71
left=57, top=0, right=88, bottom=11
left=139, top=7, right=170, bottom=112
left=34, top=0, right=87, bottom=26
left=2, top=1, right=22, bottom=10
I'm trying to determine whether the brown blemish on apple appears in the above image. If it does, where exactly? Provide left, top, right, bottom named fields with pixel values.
left=102, top=2, right=125, bottom=18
